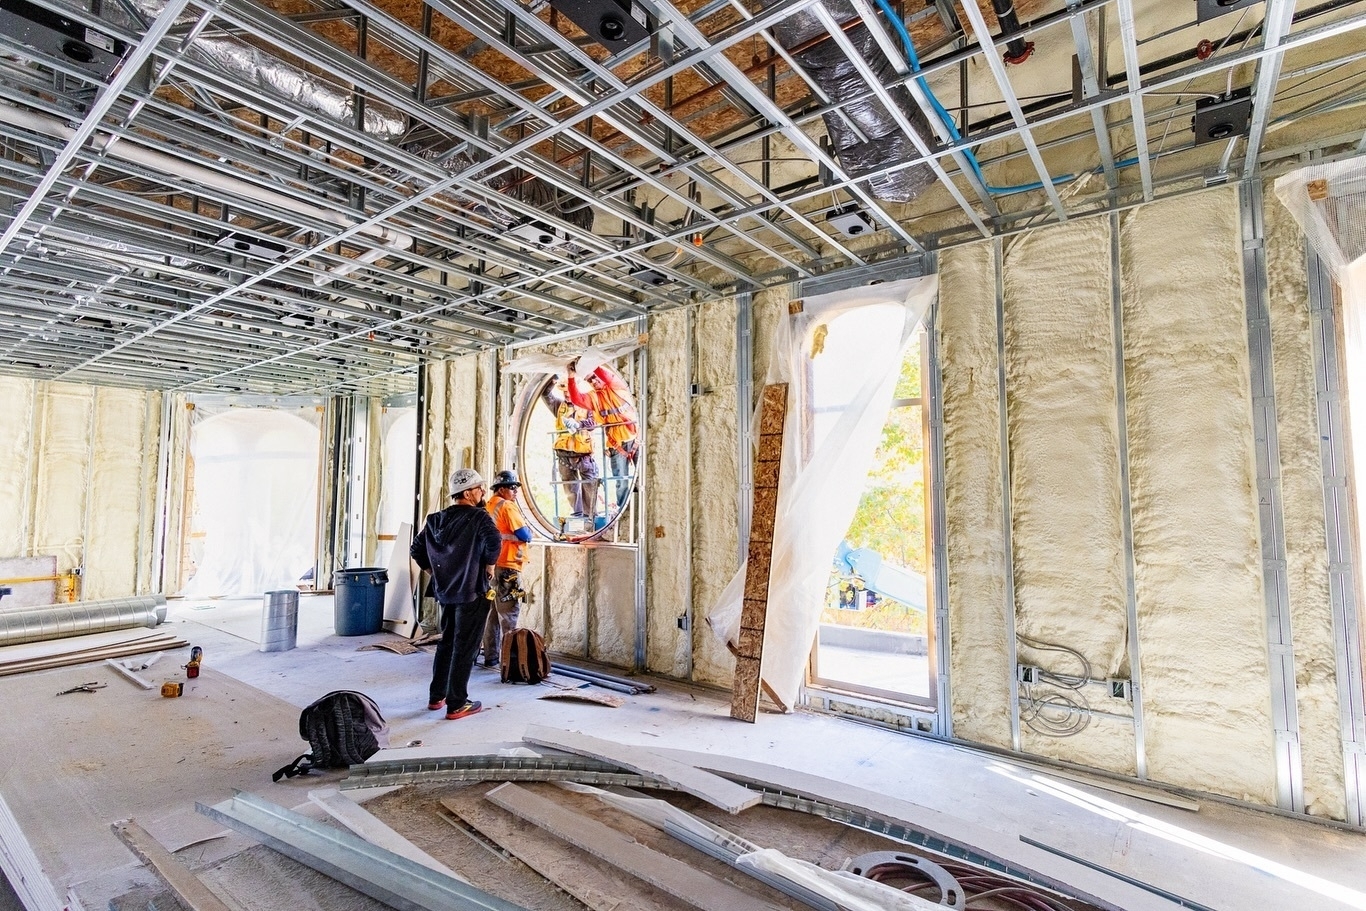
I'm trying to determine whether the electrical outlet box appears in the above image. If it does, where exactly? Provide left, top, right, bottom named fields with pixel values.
left=216, top=231, right=287, bottom=260
left=630, top=266, right=669, bottom=287
left=508, top=219, right=565, bottom=248
left=1107, top=677, right=1132, bottom=701
left=1196, top=0, right=1259, bottom=24
left=549, top=0, right=649, bottom=52
left=1192, top=87, right=1252, bottom=145
left=1017, top=665, right=1039, bottom=684
left=826, top=205, right=875, bottom=238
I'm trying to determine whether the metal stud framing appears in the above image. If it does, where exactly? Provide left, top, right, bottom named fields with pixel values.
left=1239, top=180, right=1304, bottom=811
left=0, top=0, right=1362, bottom=394
left=1109, top=211, right=1147, bottom=779
left=994, top=237, right=1022, bottom=752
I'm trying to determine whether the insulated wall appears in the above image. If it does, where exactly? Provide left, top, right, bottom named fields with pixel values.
left=942, top=184, right=1347, bottom=814
left=0, top=378, right=163, bottom=600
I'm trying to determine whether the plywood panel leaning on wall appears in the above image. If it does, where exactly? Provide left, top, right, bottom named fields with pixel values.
left=1120, top=186, right=1277, bottom=802
left=941, top=241, right=1014, bottom=749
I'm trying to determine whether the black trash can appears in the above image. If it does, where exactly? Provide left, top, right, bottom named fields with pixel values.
left=334, top=567, right=388, bottom=636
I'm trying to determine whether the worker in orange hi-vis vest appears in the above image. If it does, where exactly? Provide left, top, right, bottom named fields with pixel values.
left=541, top=379, right=599, bottom=518
left=567, top=358, right=638, bottom=508
left=482, top=469, right=531, bottom=669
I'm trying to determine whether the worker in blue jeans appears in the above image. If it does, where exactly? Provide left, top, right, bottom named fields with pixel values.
left=410, top=468, right=501, bottom=720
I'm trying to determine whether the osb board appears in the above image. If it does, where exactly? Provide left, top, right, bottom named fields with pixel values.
left=731, top=383, right=786, bottom=723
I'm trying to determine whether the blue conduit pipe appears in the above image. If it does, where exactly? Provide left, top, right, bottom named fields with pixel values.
left=870, top=0, right=1093, bottom=196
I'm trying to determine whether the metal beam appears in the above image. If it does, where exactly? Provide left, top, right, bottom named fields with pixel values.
left=1241, top=0, right=1298, bottom=178
left=198, top=791, right=528, bottom=911
left=956, top=0, right=1068, bottom=220
left=0, top=0, right=194, bottom=256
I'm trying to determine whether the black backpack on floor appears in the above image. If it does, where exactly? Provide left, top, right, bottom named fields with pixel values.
left=272, top=690, right=389, bottom=781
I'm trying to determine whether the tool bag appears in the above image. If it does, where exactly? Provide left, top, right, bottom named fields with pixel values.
left=500, top=628, right=551, bottom=684
left=272, top=690, right=389, bottom=780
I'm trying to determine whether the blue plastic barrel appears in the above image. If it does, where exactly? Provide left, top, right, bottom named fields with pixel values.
left=334, top=567, right=388, bottom=636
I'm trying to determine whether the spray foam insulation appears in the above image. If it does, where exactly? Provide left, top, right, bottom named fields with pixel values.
left=940, top=240, right=1013, bottom=750
left=1120, top=186, right=1276, bottom=802
left=0, top=377, right=35, bottom=558
left=1003, top=217, right=1136, bottom=772
left=645, top=308, right=692, bottom=678
left=691, top=298, right=740, bottom=688
left=546, top=544, right=588, bottom=656
left=83, top=388, right=158, bottom=600
left=30, top=384, right=94, bottom=575
left=1263, top=186, right=1344, bottom=818
left=589, top=545, right=637, bottom=666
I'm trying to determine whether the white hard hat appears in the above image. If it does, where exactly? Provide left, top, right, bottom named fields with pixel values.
left=449, top=468, right=484, bottom=497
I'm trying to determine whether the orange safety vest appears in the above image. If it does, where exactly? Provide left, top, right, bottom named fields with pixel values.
left=591, top=385, right=637, bottom=454
left=486, top=496, right=529, bottom=569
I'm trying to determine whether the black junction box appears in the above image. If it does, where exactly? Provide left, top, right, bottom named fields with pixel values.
left=549, top=0, right=650, bottom=52
left=1192, top=87, right=1253, bottom=145
left=0, top=0, right=125, bottom=80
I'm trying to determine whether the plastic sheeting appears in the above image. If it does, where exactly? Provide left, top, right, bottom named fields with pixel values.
left=501, top=336, right=643, bottom=376
left=179, top=408, right=320, bottom=598
left=706, top=275, right=938, bottom=709
left=1276, top=160, right=1366, bottom=580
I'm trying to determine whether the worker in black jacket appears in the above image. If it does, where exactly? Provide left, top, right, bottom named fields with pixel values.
left=411, top=468, right=501, bottom=720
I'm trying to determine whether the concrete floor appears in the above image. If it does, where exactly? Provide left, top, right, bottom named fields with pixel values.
left=2, top=594, right=1366, bottom=911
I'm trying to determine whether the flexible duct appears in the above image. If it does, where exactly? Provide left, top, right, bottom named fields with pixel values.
left=766, top=0, right=936, bottom=203
left=0, top=595, right=168, bottom=647
left=123, top=0, right=590, bottom=234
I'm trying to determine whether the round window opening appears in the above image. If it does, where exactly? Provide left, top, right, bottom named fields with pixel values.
left=513, top=366, right=639, bottom=543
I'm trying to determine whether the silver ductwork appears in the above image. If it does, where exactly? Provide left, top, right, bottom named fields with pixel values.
left=0, top=595, right=167, bottom=647
left=768, top=0, right=936, bottom=203
left=116, top=0, right=592, bottom=234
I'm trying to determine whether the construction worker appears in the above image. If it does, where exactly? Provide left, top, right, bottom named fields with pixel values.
left=541, top=378, right=599, bottom=518
left=482, top=469, right=531, bottom=669
left=410, top=468, right=501, bottom=720
left=567, top=358, right=638, bottom=508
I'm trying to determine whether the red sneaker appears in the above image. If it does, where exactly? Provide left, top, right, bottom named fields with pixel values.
left=445, top=700, right=481, bottom=720
left=427, top=698, right=445, bottom=711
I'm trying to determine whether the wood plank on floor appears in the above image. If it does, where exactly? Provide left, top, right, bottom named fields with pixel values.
left=521, top=726, right=760, bottom=814
left=111, top=819, right=233, bottom=911
left=440, top=790, right=695, bottom=911
left=483, top=784, right=784, bottom=911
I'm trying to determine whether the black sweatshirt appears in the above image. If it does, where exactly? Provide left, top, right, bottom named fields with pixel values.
left=410, top=503, right=501, bottom=604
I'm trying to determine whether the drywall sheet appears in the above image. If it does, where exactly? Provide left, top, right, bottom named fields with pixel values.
left=645, top=308, right=691, bottom=677
left=1263, top=186, right=1344, bottom=818
left=0, top=377, right=35, bottom=559
left=84, top=387, right=154, bottom=600
left=691, top=298, right=740, bottom=687
left=940, top=241, right=1013, bottom=749
left=545, top=543, right=588, bottom=656
left=1120, top=187, right=1276, bottom=802
left=31, top=384, right=94, bottom=575
left=588, top=545, right=638, bottom=670
left=1003, top=218, right=1135, bottom=772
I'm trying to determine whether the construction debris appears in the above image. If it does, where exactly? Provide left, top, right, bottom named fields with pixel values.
left=522, top=725, right=762, bottom=814
left=111, top=819, right=235, bottom=911
left=538, top=690, right=625, bottom=708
